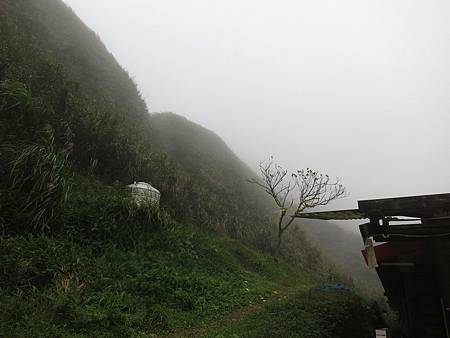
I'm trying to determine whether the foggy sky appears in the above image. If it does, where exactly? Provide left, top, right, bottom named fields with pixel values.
left=62, top=0, right=450, bottom=218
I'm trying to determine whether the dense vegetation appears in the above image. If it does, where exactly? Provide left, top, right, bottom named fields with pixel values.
left=0, top=202, right=302, bottom=336
left=0, top=0, right=380, bottom=336
left=0, top=176, right=378, bottom=337
left=0, top=0, right=276, bottom=248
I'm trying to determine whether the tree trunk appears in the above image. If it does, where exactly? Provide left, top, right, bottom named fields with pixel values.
left=277, top=230, right=282, bottom=257
left=276, top=210, right=286, bottom=258
left=276, top=216, right=295, bottom=260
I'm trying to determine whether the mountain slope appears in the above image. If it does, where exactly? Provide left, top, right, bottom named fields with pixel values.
left=0, top=0, right=384, bottom=287
left=0, top=0, right=272, bottom=244
left=0, top=201, right=307, bottom=337
left=151, top=112, right=256, bottom=189
left=150, top=113, right=274, bottom=238
left=0, top=1, right=381, bottom=335
left=0, top=0, right=147, bottom=118
left=302, top=220, right=383, bottom=293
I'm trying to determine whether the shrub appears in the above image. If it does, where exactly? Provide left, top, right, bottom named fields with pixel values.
left=61, top=177, right=176, bottom=247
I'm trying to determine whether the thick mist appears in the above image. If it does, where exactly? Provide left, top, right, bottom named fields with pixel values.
left=63, top=0, right=450, bottom=219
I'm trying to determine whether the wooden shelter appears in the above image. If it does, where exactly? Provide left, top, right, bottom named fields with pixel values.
left=296, top=193, right=450, bottom=338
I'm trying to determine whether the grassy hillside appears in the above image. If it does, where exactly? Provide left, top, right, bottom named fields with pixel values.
left=209, top=289, right=378, bottom=337
left=0, top=0, right=275, bottom=248
left=0, top=0, right=381, bottom=336
left=0, top=230, right=378, bottom=337
left=0, top=171, right=378, bottom=337
left=150, top=113, right=275, bottom=241
left=151, top=113, right=257, bottom=195
left=0, top=177, right=378, bottom=337
left=0, top=211, right=297, bottom=336
left=0, top=0, right=147, bottom=118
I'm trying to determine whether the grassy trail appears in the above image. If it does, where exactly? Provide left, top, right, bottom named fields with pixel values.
left=174, top=285, right=374, bottom=338
left=171, top=284, right=311, bottom=338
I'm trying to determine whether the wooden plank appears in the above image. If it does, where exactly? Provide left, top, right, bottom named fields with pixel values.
left=381, top=262, right=415, bottom=267
left=358, top=193, right=450, bottom=218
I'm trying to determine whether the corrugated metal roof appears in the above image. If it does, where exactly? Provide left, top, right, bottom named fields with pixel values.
left=295, top=209, right=367, bottom=220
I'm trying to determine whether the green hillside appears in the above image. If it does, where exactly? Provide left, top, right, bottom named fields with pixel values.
left=0, top=196, right=303, bottom=336
left=150, top=112, right=256, bottom=193
left=149, top=112, right=275, bottom=242
left=0, top=0, right=380, bottom=336
left=0, top=0, right=275, bottom=247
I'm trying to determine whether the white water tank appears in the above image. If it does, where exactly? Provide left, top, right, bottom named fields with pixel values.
left=127, top=181, right=160, bottom=206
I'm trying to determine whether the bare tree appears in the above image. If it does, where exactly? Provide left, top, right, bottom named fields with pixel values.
left=248, top=157, right=346, bottom=255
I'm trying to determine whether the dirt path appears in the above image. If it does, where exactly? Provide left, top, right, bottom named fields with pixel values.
left=169, top=285, right=309, bottom=338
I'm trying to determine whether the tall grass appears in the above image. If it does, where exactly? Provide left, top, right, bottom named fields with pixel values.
left=0, top=79, right=72, bottom=233
left=60, top=176, right=177, bottom=247
left=0, top=140, right=71, bottom=233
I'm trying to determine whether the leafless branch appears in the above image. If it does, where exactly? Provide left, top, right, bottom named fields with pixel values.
left=248, top=157, right=347, bottom=255
left=247, top=157, right=294, bottom=210
left=292, top=168, right=346, bottom=215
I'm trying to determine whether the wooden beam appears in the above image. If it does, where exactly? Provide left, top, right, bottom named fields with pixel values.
left=358, top=193, right=450, bottom=218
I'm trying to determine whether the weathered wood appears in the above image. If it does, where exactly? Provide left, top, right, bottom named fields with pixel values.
left=296, top=193, right=450, bottom=220
left=296, top=193, right=450, bottom=337
left=358, top=193, right=450, bottom=218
